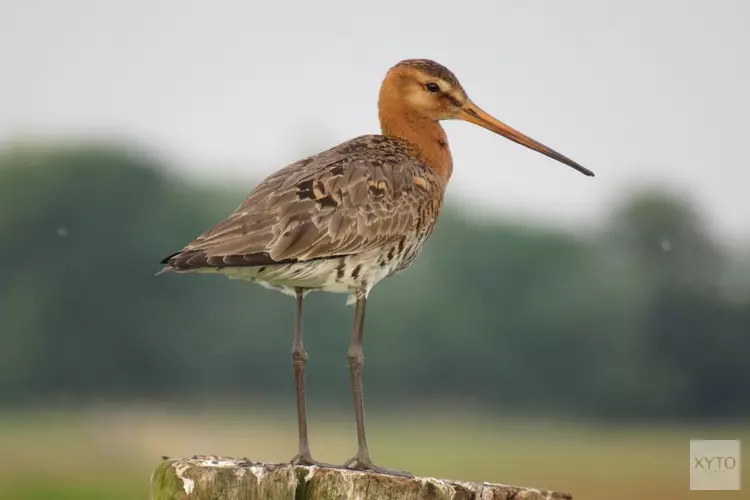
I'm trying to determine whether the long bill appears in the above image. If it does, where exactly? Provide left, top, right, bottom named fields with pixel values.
left=458, top=101, right=594, bottom=177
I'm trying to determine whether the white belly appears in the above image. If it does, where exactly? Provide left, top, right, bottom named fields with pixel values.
left=188, top=247, right=413, bottom=302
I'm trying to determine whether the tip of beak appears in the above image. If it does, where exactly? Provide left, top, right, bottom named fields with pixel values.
left=568, top=163, right=595, bottom=177
left=572, top=163, right=595, bottom=177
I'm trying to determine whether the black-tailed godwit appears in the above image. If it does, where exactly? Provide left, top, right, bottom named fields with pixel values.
left=160, top=59, right=593, bottom=476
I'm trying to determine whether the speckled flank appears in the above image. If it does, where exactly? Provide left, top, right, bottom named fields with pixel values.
left=161, top=134, right=444, bottom=301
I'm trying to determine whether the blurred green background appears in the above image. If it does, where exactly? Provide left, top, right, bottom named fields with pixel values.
left=3, top=1, right=750, bottom=499
left=0, top=143, right=748, bottom=499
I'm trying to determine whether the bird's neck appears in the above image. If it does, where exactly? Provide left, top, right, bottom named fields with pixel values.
left=379, top=107, right=453, bottom=184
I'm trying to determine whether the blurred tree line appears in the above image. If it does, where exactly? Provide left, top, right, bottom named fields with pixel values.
left=0, top=142, right=748, bottom=420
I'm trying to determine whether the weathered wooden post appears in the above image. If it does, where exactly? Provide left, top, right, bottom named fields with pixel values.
left=150, top=456, right=571, bottom=500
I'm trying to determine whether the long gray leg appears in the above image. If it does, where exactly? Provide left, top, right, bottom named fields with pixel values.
left=343, top=292, right=412, bottom=477
left=289, top=289, right=330, bottom=467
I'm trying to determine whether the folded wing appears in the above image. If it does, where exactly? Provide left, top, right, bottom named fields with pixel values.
left=163, top=135, right=444, bottom=270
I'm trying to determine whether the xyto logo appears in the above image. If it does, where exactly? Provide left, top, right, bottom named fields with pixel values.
left=693, top=455, right=737, bottom=472
left=690, top=439, right=741, bottom=491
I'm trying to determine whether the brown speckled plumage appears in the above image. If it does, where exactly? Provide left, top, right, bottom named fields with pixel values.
left=162, top=134, right=444, bottom=299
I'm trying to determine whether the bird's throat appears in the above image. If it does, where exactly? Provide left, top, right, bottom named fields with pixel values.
left=379, top=109, right=453, bottom=184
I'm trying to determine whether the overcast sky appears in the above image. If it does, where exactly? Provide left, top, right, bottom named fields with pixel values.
left=2, top=0, right=749, bottom=240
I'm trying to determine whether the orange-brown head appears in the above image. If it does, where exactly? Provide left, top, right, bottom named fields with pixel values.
left=378, top=59, right=594, bottom=180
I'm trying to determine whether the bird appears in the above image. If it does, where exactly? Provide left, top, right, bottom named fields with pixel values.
left=159, top=58, right=594, bottom=477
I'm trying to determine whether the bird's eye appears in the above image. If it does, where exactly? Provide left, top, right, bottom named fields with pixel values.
left=425, top=83, right=441, bottom=93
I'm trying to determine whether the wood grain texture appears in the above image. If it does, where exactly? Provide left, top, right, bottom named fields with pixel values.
left=150, top=456, right=573, bottom=500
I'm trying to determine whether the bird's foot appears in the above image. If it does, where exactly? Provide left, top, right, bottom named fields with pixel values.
left=343, top=453, right=413, bottom=477
left=289, top=453, right=335, bottom=468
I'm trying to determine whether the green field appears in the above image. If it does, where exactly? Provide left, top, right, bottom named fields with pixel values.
left=0, top=405, right=746, bottom=499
